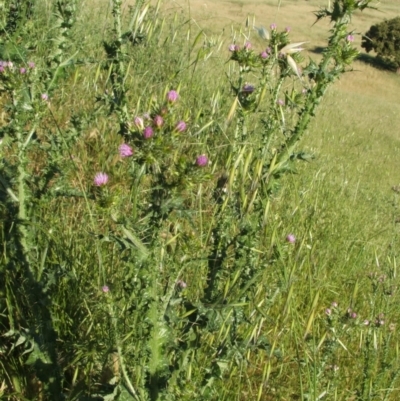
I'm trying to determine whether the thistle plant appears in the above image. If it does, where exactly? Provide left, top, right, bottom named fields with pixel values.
left=102, top=0, right=155, bottom=136
left=200, top=0, right=370, bottom=305
left=0, top=1, right=79, bottom=399
left=46, top=0, right=78, bottom=90
left=227, top=1, right=364, bottom=195
left=1, top=0, right=393, bottom=400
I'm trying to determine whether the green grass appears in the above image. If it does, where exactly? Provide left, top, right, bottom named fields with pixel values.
left=0, top=0, right=400, bottom=400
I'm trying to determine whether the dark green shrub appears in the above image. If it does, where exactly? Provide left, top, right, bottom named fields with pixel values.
left=362, top=16, right=400, bottom=72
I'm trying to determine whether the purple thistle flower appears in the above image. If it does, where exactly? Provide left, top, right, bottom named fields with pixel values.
left=41, top=93, right=49, bottom=101
left=285, top=26, right=291, bottom=33
left=242, top=84, right=255, bottom=94
left=244, top=41, right=252, bottom=50
left=154, top=115, right=164, bottom=128
left=94, top=172, right=109, bottom=186
left=134, top=116, right=144, bottom=130
left=260, top=51, right=269, bottom=59
left=119, top=143, right=133, bottom=157
left=102, top=285, right=110, bottom=293
left=20, top=67, right=26, bottom=74
left=270, top=23, right=277, bottom=30
left=175, top=121, right=187, bottom=132
left=229, top=44, right=236, bottom=52
left=325, top=308, right=332, bottom=316
left=167, top=90, right=179, bottom=103
left=363, top=320, right=370, bottom=326
left=346, top=34, right=354, bottom=42
left=28, top=61, right=35, bottom=69
left=286, top=234, right=295, bottom=243
left=277, top=99, right=285, bottom=106
left=196, top=154, right=208, bottom=167
left=143, top=126, right=154, bottom=139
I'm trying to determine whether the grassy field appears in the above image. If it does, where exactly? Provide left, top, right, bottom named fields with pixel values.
left=1, top=0, right=400, bottom=400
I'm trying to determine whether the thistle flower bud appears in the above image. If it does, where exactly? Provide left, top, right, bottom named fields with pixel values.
left=196, top=154, right=208, bottom=167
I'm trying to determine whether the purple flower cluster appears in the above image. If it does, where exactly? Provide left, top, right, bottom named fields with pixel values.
left=0, top=60, right=35, bottom=74
left=244, top=42, right=252, bottom=50
left=90, top=89, right=209, bottom=193
left=325, top=303, right=388, bottom=328
left=0, top=61, right=13, bottom=72
left=228, top=44, right=241, bottom=52
left=133, top=89, right=187, bottom=139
